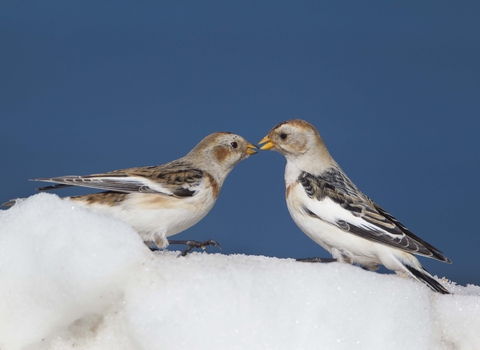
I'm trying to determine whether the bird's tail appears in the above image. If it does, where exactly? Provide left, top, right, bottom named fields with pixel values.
left=403, top=263, right=450, bottom=294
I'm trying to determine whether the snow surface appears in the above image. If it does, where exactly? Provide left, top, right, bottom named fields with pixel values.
left=0, top=193, right=479, bottom=350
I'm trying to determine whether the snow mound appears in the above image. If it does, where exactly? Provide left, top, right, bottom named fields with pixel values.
left=0, top=194, right=478, bottom=350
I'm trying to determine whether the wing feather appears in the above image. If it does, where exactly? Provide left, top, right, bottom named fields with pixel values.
left=299, top=170, right=451, bottom=262
left=33, top=166, right=205, bottom=198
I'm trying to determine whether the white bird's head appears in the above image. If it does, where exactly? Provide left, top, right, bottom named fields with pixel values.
left=259, top=119, right=336, bottom=172
left=187, top=132, right=257, bottom=183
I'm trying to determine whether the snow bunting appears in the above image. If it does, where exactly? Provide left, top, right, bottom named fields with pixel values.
left=259, top=119, right=451, bottom=294
left=4, top=132, right=257, bottom=256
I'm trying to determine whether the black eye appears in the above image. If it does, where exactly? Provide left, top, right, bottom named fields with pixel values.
left=280, top=133, right=287, bottom=140
left=231, top=141, right=238, bottom=148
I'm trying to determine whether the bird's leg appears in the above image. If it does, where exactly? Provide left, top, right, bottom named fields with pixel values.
left=168, top=239, right=222, bottom=257
left=296, top=257, right=337, bottom=263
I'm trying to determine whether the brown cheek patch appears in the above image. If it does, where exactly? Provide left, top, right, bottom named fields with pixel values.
left=206, top=173, right=220, bottom=199
left=292, top=139, right=308, bottom=153
left=214, top=146, right=230, bottom=163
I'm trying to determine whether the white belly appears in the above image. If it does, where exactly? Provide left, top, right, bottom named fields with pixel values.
left=76, top=191, right=216, bottom=248
left=285, top=183, right=390, bottom=268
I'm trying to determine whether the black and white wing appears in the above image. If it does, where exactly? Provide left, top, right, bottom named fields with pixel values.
left=298, top=170, right=451, bottom=263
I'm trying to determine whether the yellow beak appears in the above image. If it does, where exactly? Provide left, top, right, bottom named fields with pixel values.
left=245, top=142, right=258, bottom=155
left=258, top=136, right=275, bottom=150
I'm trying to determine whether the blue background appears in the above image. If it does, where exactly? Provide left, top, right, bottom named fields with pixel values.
left=1, top=1, right=479, bottom=286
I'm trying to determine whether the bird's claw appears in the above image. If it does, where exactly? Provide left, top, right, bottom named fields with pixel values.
left=296, top=257, right=337, bottom=263
left=168, top=239, right=222, bottom=257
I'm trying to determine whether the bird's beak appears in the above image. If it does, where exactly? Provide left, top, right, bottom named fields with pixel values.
left=245, top=142, right=258, bottom=155
left=258, top=136, right=275, bottom=150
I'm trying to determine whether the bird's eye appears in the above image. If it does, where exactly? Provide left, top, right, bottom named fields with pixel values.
left=280, top=133, right=287, bottom=140
left=231, top=141, right=238, bottom=148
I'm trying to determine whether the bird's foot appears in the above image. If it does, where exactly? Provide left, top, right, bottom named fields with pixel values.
left=168, top=239, right=222, bottom=257
left=145, top=241, right=162, bottom=251
left=296, top=257, right=337, bottom=263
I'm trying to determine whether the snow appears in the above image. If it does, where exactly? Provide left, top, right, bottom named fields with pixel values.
left=0, top=193, right=479, bottom=350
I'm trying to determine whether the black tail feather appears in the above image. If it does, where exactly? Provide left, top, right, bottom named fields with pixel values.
left=404, top=264, right=450, bottom=294
left=35, top=183, right=72, bottom=191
